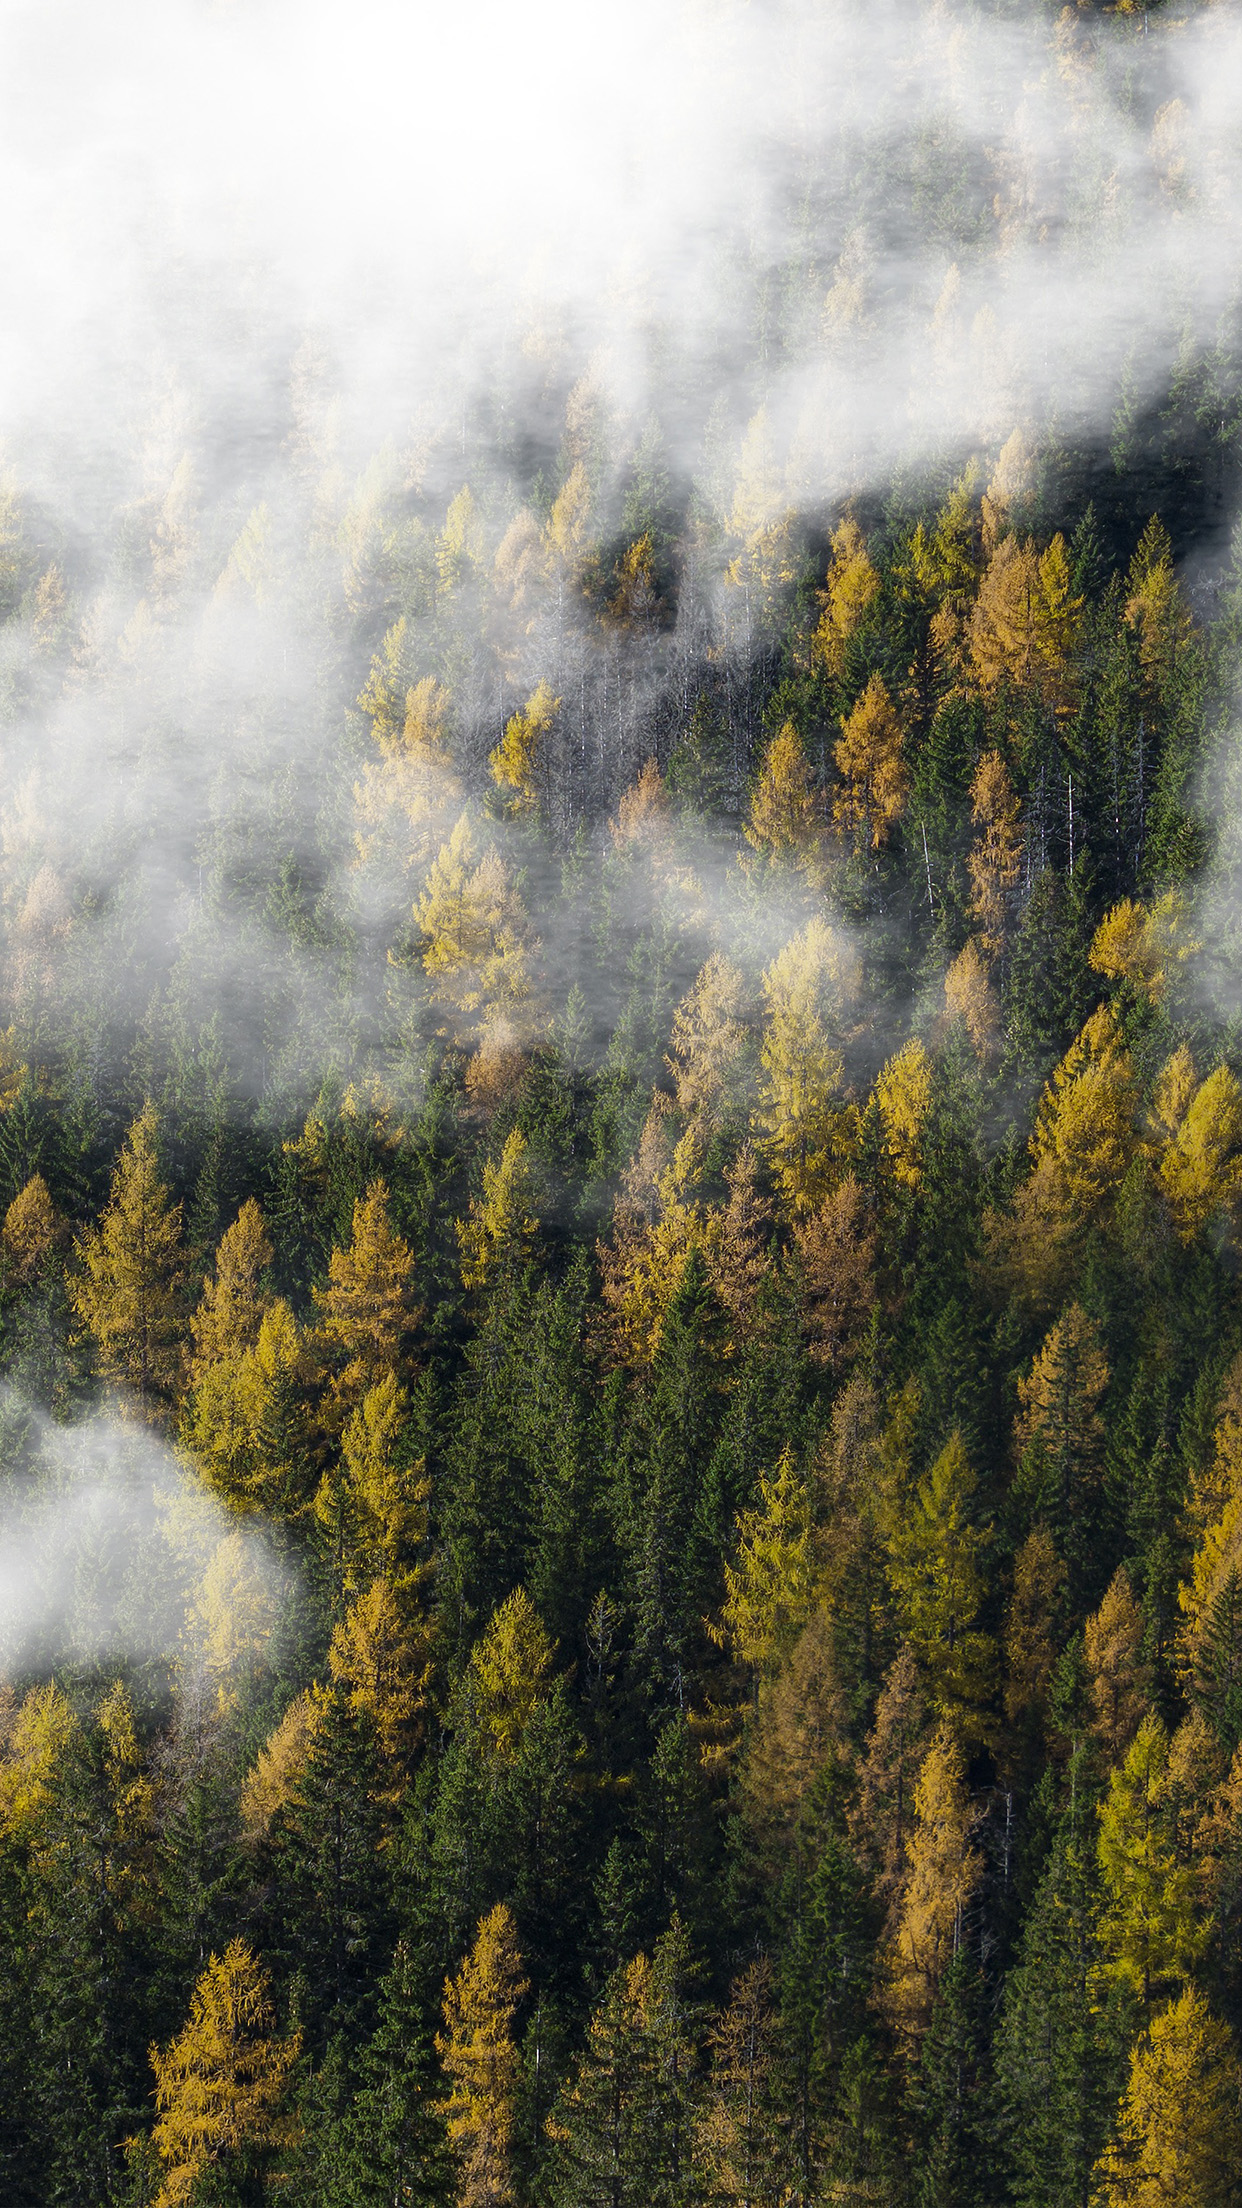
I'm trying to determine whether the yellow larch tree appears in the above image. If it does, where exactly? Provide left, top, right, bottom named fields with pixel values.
left=1029, top=1006, right=1139, bottom=1217
left=0, top=1679, right=80, bottom=1847
left=1151, top=1055, right=1242, bottom=1243
left=328, top=1573, right=435, bottom=1773
left=456, top=1129, right=539, bottom=1294
left=874, top=1037, right=933, bottom=1189
left=595, top=1118, right=719, bottom=1368
left=437, top=1904, right=528, bottom=2208
left=1085, top=1567, right=1153, bottom=1763
left=186, top=1298, right=313, bottom=1518
left=417, top=812, right=536, bottom=1039
left=149, top=1941, right=300, bottom=2208
left=354, top=633, right=460, bottom=879
left=1089, top=891, right=1199, bottom=1006
left=792, top=1172, right=877, bottom=1373
left=966, top=751, right=1023, bottom=958
left=1094, top=1986, right=1242, bottom=2208
left=188, top=1198, right=274, bottom=1385
left=1002, top=1526, right=1065, bottom=1746
left=719, top=1447, right=816, bottom=1677
left=743, top=721, right=822, bottom=871
left=1097, top=1713, right=1206, bottom=2005
left=754, top=917, right=859, bottom=1215
left=71, top=1101, right=186, bottom=1416
left=694, top=1959, right=793, bottom=2207
left=0, top=1171, right=64, bottom=1288
left=812, top=515, right=881, bottom=680
left=942, top=938, right=1001, bottom=1063
left=1124, top=516, right=1195, bottom=691
left=968, top=524, right=1081, bottom=707
left=832, top=672, right=908, bottom=852
left=884, top=1726, right=982, bottom=2048
left=238, top=1691, right=320, bottom=1843
left=488, top=678, right=560, bottom=818
left=969, top=535, right=1041, bottom=693
left=314, top=1178, right=420, bottom=1408
left=468, top=1587, right=556, bottom=1764
left=1178, top=1370, right=1242, bottom=1700
left=665, top=953, right=753, bottom=1137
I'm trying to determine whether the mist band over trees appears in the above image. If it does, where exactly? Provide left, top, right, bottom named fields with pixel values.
left=5, top=1, right=1242, bottom=2204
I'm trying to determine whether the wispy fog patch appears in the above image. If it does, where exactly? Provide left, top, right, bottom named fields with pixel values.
left=0, top=1393, right=292, bottom=1680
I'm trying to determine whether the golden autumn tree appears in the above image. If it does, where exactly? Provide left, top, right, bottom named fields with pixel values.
left=754, top=918, right=858, bottom=1214
left=149, top=1941, right=300, bottom=2208
left=1124, top=515, right=1194, bottom=691
left=874, top=1037, right=933, bottom=1189
left=186, top=1298, right=314, bottom=1518
left=314, top=1178, right=420, bottom=1408
left=832, top=672, right=908, bottom=852
left=1085, top=1568, right=1154, bottom=1763
left=0, top=1171, right=64, bottom=1288
left=467, top=1587, right=556, bottom=1763
left=456, top=1129, right=540, bottom=1293
left=71, top=1101, right=186, bottom=1415
left=1094, top=1987, right=1242, bottom=2208
left=1097, top=1714, right=1205, bottom=2005
left=666, top=953, right=754, bottom=1137
left=437, top=1903, right=528, bottom=2208
left=1002, top=1526, right=1066, bottom=1773
left=238, top=1691, right=319, bottom=1843
left=188, top=1197, right=274, bottom=1384
left=1153, top=1059, right=1242, bottom=1243
left=694, top=1959, right=794, bottom=2207
left=595, top=1117, right=717, bottom=1368
left=965, top=750, right=1023, bottom=958
left=488, top=678, right=560, bottom=817
left=743, top=721, right=822, bottom=871
left=328, top=1573, right=435, bottom=1772
left=720, top=1447, right=816, bottom=1677
left=417, top=812, right=536, bottom=1038
left=354, top=639, right=461, bottom=879
left=1090, top=891, right=1199, bottom=1007
left=315, top=1367, right=429, bottom=1595
left=884, top=1726, right=982, bottom=2048
left=812, top=514, right=880, bottom=679
left=792, top=1171, right=877, bottom=1373
left=1029, top=1008, right=1138, bottom=1217
left=942, top=939, right=1001, bottom=1063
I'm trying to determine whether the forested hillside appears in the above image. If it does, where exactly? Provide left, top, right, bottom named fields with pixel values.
left=5, top=1, right=1242, bottom=2203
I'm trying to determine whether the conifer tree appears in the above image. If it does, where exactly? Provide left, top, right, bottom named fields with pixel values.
left=437, top=1903, right=528, bottom=2208
left=1097, top=1714, right=1205, bottom=2005
left=1094, top=1986, right=1242, bottom=2208
left=755, top=918, right=856, bottom=1214
left=149, top=1940, right=300, bottom=2208
left=965, top=750, right=1022, bottom=958
left=743, top=721, right=822, bottom=871
left=188, top=1196, right=274, bottom=1383
left=71, top=1100, right=186, bottom=1414
left=457, top=1131, right=539, bottom=1294
left=315, top=1178, right=421, bottom=1408
left=886, top=1433, right=994, bottom=1733
left=833, top=673, right=908, bottom=853
left=884, top=1727, right=981, bottom=2051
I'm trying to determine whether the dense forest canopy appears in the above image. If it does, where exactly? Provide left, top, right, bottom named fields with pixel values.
left=6, top=0, right=1242, bottom=2203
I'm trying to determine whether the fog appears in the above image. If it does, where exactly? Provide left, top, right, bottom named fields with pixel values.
left=0, top=1391, right=292, bottom=1684
left=0, top=0, right=1235, bottom=1095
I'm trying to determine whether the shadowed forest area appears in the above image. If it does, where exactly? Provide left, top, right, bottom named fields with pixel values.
left=6, top=2, right=1242, bottom=2204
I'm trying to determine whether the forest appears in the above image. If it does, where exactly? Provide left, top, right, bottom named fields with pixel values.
left=5, top=0, right=1242, bottom=2203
